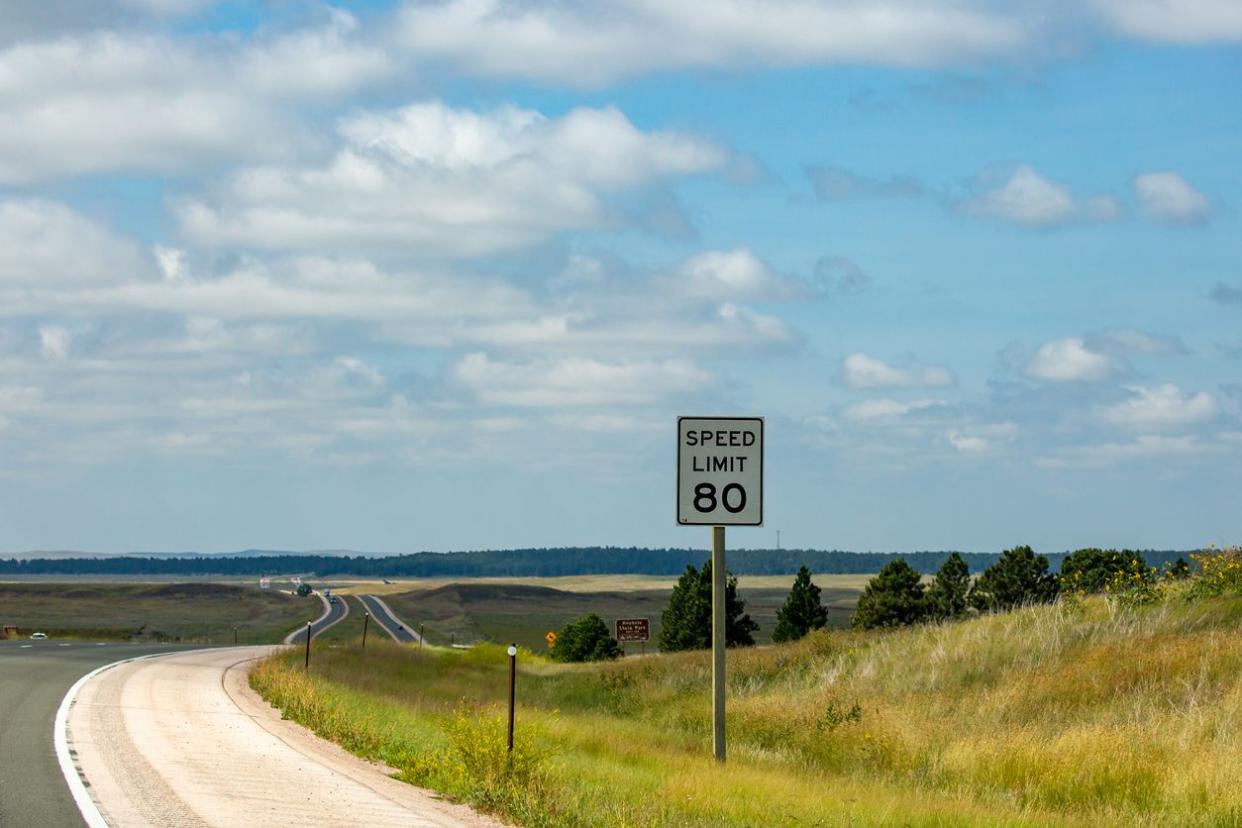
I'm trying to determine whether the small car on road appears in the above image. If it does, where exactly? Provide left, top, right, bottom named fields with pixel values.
left=30, top=632, right=48, bottom=640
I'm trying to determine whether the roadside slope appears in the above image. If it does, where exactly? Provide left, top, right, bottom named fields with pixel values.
left=65, top=647, right=498, bottom=828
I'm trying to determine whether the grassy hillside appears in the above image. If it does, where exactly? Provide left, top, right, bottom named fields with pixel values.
left=365, top=577, right=862, bottom=650
left=252, top=589, right=1242, bottom=826
left=0, top=582, right=316, bottom=642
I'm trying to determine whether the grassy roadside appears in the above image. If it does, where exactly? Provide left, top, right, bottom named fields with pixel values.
left=252, top=590, right=1242, bottom=826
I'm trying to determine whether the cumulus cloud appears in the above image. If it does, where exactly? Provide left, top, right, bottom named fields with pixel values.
left=179, top=102, right=726, bottom=256
left=1133, top=172, right=1211, bottom=222
left=843, top=353, right=954, bottom=389
left=396, top=0, right=1027, bottom=87
left=676, top=249, right=787, bottom=300
left=1036, top=434, right=1207, bottom=469
left=947, top=422, right=1017, bottom=453
left=1099, top=384, right=1218, bottom=428
left=0, top=13, right=390, bottom=182
left=961, top=165, right=1119, bottom=226
left=1094, top=0, right=1242, bottom=42
left=0, top=199, right=149, bottom=285
left=1084, top=329, right=1189, bottom=356
left=451, top=352, right=711, bottom=407
left=1024, top=337, right=1116, bottom=382
left=842, top=398, right=944, bottom=423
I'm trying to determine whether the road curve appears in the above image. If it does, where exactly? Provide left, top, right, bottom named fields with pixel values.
left=65, top=647, right=497, bottom=828
left=283, top=590, right=348, bottom=644
left=0, top=640, right=199, bottom=828
left=358, top=594, right=423, bottom=644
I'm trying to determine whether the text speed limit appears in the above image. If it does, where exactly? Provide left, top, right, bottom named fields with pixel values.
left=677, top=417, right=763, bottom=526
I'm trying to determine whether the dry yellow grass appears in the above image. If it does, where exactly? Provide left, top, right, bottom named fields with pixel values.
left=332, top=572, right=877, bottom=596
left=252, top=582, right=1242, bottom=827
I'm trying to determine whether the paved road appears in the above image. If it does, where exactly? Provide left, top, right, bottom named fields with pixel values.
left=357, top=594, right=423, bottom=644
left=0, top=639, right=199, bottom=828
left=284, top=590, right=348, bottom=644
left=68, top=647, right=494, bottom=827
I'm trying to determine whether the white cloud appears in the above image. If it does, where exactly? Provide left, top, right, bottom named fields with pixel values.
left=39, top=327, right=72, bottom=360
left=0, top=14, right=390, bottom=182
left=947, top=422, right=1017, bottom=453
left=0, top=199, right=148, bottom=285
left=396, top=0, right=1027, bottom=87
left=1036, top=434, right=1206, bottom=469
left=1099, top=384, right=1218, bottom=428
left=180, top=102, right=726, bottom=256
left=1025, top=337, right=1116, bottom=382
left=961, top=165, right=1117, bottom=227
left=677, top=248, right=785, bottom=300
left=1133, top=172, right=1211, bottom=223
left=843, top=352, right=953, bottom=389
left=843, top=398, right=943, bottom=423
left=451, top=352, right=711, bottom=407
left=1094, top=0, right=1242, bottom=42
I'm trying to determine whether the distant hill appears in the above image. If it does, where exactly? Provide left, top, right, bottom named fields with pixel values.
left=0, top=546, right=1194, bottom=578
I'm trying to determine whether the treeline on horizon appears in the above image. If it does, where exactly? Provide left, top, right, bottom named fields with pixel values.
left=0, top=547, right=1195, bottom=578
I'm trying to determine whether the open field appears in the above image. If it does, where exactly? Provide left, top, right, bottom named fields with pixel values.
left=0, top=582, right=316, bottom=643
left=332, top=572, right=877, bottom=595
left=365, top=576, right=865, bottom=649
left=253, top=590, right=1242, bottom=827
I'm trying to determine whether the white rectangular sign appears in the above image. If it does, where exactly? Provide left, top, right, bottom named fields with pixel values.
left=677, top=416, right=763, bottom=526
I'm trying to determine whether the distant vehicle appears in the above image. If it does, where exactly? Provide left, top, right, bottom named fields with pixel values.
left=329, top=596, right=338, bottom=605
left=30, top=632, right=47, bottom=640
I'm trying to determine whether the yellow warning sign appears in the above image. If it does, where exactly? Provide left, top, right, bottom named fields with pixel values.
left=545, top=631, right=557, bottom=647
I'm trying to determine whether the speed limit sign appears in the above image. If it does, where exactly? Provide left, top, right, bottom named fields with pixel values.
left=677, top=417, right=763, bottom=526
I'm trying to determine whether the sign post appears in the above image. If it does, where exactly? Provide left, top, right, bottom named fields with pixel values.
left=677, top=416, right=763, bottom=764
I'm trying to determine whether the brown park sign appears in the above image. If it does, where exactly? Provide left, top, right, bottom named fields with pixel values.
left=615, top=618, right=650, bottom=643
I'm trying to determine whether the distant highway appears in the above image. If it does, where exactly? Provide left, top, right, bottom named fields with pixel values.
left=284, top=590, right=348, bottom=644
left=357, top=594, right=423, bottom=644
left=0, top=640, right=198, bottom=828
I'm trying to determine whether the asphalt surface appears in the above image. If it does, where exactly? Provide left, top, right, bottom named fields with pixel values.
left=0, top=639, right=200, bottom=828
left=357, top=594, right=422, bottom=644
left=285, top=591, right=348, bottom=644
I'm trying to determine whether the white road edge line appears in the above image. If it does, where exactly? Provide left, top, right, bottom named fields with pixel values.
left=282, top=591, right=332, bottom=645
left=54, top=649, right=204, bottom=828
left=359, top=595, right=400, bottom=642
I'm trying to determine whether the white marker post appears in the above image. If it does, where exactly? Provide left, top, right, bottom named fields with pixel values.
left=677, top=416, right=763, bottom=763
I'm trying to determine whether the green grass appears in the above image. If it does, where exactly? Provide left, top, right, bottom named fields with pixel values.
left=251, top=587, right=1242, bottom=826
left=0, top=582, right=316, bottom=643
left=376, top=579, right=861, bottom=651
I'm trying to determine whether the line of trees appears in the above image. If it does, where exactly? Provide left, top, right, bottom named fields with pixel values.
left=0, top=547, right=1196, bottom=578
left=851, top=545, right=1192, bottom=630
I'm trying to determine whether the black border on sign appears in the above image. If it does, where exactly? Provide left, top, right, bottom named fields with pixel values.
left=676, top=416, right=764, bottom=527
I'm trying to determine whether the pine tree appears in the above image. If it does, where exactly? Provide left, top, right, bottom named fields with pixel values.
left=772, top=566, right=828, bottom=642
left=926, top=552, right=971, bottom=621
left=851, top=559, right=928, bottom=630
left=968, top=545, right=1059, bottom=612
left=658, top=560, right=758, bottom=651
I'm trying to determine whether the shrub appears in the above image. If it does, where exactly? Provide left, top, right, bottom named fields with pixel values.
left=969, top=545, right=1058, bottom=613
left=925, top=552, right=971, bottom=621
left=550, top=613, right=620, bottom=662
left=658, top=560, right=758, bottom=651
left=851, top=559, right=927, bottom=630
left=772, top=565, right=828, bottom=643
left=1102, top=557, right=1163, bottom=608
left=1187, top=547, right=1242, bottom=599
left=1060, top=548, right=1147, bottom=594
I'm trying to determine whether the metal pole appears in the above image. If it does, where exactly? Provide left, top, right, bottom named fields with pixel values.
left=362, top=612, right=369, bottom=650
left=712, top=525, right=726, bottom=763
left=304, top=621, right=312, bottom=669
left=419, top=624, right=425, bottom=648
left=506, top=644, right=517, bottom=754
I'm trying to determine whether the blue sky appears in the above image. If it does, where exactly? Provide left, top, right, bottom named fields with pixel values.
left=0, top=0, right=1239, bottom=556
